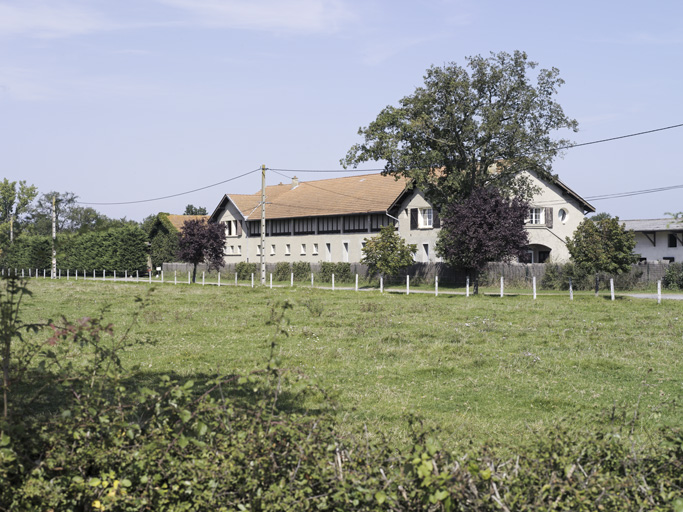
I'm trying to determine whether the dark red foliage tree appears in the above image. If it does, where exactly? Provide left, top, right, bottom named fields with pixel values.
left=435, top=188, right=529, bottom=294
left=177, top=220, right=226, bottom=283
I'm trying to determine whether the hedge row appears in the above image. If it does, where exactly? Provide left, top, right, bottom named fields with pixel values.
left=1, top=226, right=148, bottom=273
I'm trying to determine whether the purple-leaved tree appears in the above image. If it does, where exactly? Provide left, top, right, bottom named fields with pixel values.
left=435, top=188, right=529, bottom=294
left=177, top=220, right=226, bottom=283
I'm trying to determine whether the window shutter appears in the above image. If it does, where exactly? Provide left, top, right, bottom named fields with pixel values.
left=410, top=209, right=418, bottom=230
left=236, top=220, right=243, bottom=236
left=545, top=207, right=553, bottom=228
left=433, top=210, right=441, bottom=228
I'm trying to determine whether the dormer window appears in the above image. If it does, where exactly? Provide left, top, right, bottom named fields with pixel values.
left=419, top=208, right=433, bottom=228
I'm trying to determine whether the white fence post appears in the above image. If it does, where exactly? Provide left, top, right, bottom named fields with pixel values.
left=188, top=272, right=191, bottom=284
left=136, top=270, right=139, bottom=282
left=466, top=276, right=470, bottom=297
left=125, top=270, right=128, bottom=280
left=44, top=269, right=46, bottom=279
left=251, top=273, right=254, bottom=288
left=355, top=274, right=358, bottom=292
left=657, top=280, right=662, bottom=304
left=175, top=271, right=177, bottom=285
left=435, top=275, right=438, bottom=297
left=58, top=269, right=61, bottom=279
left=202, top=272, right=205, bottom=286
left=149, top=271, right=152, bottom=284
left=291, top=272, right=294, bottom=287
left=66, top=269, right=69, bottom=280
left=113, top=270, right=116, bottom=282
left=161, top=271, right=164, bottom=284
left=533, top=276, right=537, bottom=300
left=103, top=270, right=105, bottom=282
left=311, top=272, right=314, bottom=288
left=235, top=272, right=238, bottom=286
left=332, top=273, right=335, bottom=291
left=500, top=276, right=504, bottom=297
left=93, top=269, right=95, bottom=280
left=610, top=278, right=615, bottom=301
left=406, top=275, right=410, bottom=295
left=218, top=272, right=221, bottom=287
left=380, top=276, right=383, bottom=293
left=569, top=277, right=573, bottom=301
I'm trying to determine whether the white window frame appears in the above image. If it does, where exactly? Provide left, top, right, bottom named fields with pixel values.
left=325, top=242, right=331, bottom=262
left=300, top=243, right=306, bottom=255
left=236, top=245, right=241, bottom=255
left=312, top=243, right=319, bottom=255
left=342, top=241, right=349, bottom=262
left=528, top=208, right=544, bottom=225
left=270, top=244, right=276, bottom=256
left=285, top=244, right=291, bottom=256
left=419, top=208, right=433, bottom=228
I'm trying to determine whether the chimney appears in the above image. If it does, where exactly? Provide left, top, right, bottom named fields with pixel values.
left=291, top=176, right=299, bottom=189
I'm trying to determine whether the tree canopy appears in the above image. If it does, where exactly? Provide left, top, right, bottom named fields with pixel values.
left=361, top=225, right=416, bottom=279
left=342, top=51, right=577, bottom=207
left=177, top=220, right=226, bottom=282
left=566, top=216, right=638, bottom=278
left=183, top=205, right=208, bottom=216
left=435, top=187, right=529, bottom=293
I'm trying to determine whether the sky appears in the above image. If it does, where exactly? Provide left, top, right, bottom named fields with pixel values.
left=1, top=0, right=682, bottom=222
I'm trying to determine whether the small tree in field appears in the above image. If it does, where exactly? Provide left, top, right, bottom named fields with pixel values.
left=436, top=188, right=529, bottom=294
left=177, top=220, right=226, bottom=283
left=362, top=225, right=416, bottom=280
left=566, top=216, right=637, bottom=296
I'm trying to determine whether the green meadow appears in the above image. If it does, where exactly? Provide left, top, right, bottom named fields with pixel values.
left=20, top=277, right=683, bottom=452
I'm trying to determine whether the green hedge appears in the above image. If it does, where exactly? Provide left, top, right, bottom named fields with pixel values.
left=1, top=235, right=52, bottom=270
left=663, top=263, right=683, bottom=290
left=61, top=226, right=148, bottom=272
left=318, top=262, right=352, bottom=283
left=235, top=261, right=257, bottom=280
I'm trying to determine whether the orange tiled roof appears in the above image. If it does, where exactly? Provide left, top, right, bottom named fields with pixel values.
left=230, top=173, right=409, bottom=220
left=166, top=214, right=208, bottom=231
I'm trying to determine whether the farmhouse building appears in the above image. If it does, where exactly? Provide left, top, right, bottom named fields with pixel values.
left=621, top=218, right=683, bottom=263
left=208, top=172, right=594, bottom=265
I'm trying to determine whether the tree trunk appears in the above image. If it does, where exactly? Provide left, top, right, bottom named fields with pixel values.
left=594, top=274, right=599, bottom=297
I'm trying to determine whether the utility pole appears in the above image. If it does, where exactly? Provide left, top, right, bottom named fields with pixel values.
left=9, top=214, right=13, bottom=244
left=51, top=195, right=56, bottom=279
left=260, top=164, right=266, bottom=285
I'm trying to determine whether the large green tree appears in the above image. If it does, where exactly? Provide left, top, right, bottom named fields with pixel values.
left=0, top=179, right=38, bottom=245
left=342, top=51, right=577, bottom=207
left=566, top=215, right=638, bottom=296
left=361, top=225, right=416, bottom=280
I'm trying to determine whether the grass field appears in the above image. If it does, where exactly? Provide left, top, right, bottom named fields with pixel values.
left=19, top=277, right=683, bottom=452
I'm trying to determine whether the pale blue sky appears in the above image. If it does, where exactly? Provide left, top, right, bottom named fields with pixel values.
left=1, top=0, right=682, bottom=221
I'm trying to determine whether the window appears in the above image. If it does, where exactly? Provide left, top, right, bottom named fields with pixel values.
left=423, top=243, right=429, bottom=262
left=247, top=221, right=260, bottom=236
left=538, top=251, right=550, bottom=263
left=318, top=216, right=341, bottom=234
left=312, top=243, right=318, bottom=255
left=225, top=221, right=232, bottom=236
left=325, top=243, right=331, bottom=262
left=370, top=214, right=395, bottom=232
left=528, top=208, right=544, bottom=225
left=558, top=208, right=568, bottom=224
left=227, top=245, right=234, bottom=255
left=669, top=234, right=677, bottom=248
left=663, top=257, right=675, bottom=263
left=270, top=244, right=276, bottom=256
left=294, top=218, right=315, bottom=234
left=236, top=245, right=241, bottom=255
left=285, top=244, right=291, bottom=256
left=269, top=219, right=291, bottom=236
left=419, top=208, right=433, bottom=228
left=342, top=242, right=349, bottom=262
left=300, top=244, right=306, bottom=255
left=256, top=245, right=261, bottom=256
left=343, top=215, right=367, bottom=232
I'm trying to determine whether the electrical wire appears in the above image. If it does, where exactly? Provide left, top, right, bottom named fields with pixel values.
left=76, top=168, right=261, bottom=206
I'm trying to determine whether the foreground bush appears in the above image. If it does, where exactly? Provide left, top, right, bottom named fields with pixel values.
left=1, top=278, right=681, bottom=510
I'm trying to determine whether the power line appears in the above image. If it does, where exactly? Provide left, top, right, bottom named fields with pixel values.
left=76, top=168, right=261, bottom=206
left=557, top=123, right=683, bottom=150
left=268, top=167, right=385, bottom=173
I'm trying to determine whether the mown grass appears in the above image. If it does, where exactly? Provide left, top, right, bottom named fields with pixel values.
left=19, top=277, right=683, bottom=452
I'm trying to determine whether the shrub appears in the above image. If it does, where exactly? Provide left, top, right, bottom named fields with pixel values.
left=273, top=261, right=291, bottom=282
left=235, top=261, right=257, bottom=280
left=318, top=262, right=352, bottom=283
left=663, top=262, right=683, bottom=290
left=292, top=261, right=311, bottom=281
